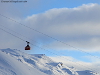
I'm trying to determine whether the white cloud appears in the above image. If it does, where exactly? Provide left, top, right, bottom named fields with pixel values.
left=83, top=55, right=100, bottom=63
left=0, top=3, right=100, bottom=52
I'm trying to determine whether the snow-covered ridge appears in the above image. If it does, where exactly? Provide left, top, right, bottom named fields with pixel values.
left=0, top=48, right=97, bottom=75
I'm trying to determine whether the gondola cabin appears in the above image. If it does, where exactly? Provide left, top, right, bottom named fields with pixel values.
left=25, top=45, right=30, bottom=50
left=25, top=41, right=30, bottom=50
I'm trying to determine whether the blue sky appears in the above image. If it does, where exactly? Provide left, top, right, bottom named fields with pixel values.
left=13, top=0, right=100, bottom=17
left=26, top=0, right=100, bottom=62
left=30, top=0, right=100, bottom=62
left=23, top=0, right=100, bottom=16
left=0, top=0, right=100, bottom=63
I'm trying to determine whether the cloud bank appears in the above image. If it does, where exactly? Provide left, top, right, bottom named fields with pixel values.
left=0, top=3, right=100, bottom=52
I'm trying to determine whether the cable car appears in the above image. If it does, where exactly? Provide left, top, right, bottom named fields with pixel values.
left=25, top=41, right=30, bottom=50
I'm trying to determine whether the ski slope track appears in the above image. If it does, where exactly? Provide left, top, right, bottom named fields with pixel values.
left=0, top=48, right=97, bottom=75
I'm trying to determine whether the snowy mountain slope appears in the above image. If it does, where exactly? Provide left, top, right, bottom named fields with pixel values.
left=0, top=48, right=97, bottom=75
left=0, top=49, right=47, bottom=75
left=77, top=70, right=96, bottom=75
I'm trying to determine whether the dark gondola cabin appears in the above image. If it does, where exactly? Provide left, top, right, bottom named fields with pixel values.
left=25, top=41, right=30, bottom=50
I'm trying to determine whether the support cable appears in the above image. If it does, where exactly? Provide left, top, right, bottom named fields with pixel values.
left=0, top=26, right=99, bottom=74
left=0, top=14, right=100, bottom=61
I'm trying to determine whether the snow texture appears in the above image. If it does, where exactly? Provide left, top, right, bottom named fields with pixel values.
left=0, top=48, right=97, bottom=75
